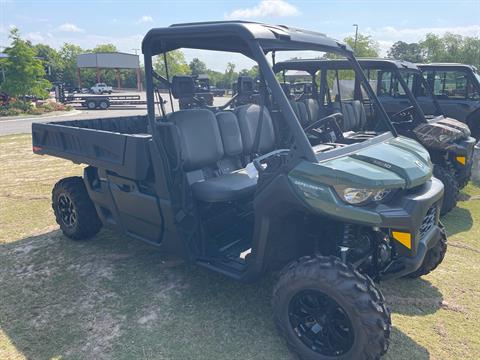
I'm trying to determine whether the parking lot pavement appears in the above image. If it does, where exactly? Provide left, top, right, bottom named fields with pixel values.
left=0, top=96, right=231, bottom=136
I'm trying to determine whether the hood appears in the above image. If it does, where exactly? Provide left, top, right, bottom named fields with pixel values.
left=292, top=136, right=432, bottom=190
left=414, top=116, right=471, bottom=150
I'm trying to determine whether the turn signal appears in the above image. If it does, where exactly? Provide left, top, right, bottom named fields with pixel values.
left=391, top=231, right=412, bottom=249
left=456, top=156, right=466, bottom=165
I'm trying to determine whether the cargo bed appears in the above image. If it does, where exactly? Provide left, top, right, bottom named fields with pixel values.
left=32, top=115, right=152, bottom=180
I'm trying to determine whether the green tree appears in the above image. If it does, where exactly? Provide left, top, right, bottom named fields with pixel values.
left=189, top=58, right=207, bottom=76
left=344, top=34, right=380, bottom=57
left=387, top=41, right=424, bottom=62
left=153, top=50, right=189, bottom=79
left=239, top=65, right=259, bottom=79
left=419, top=33, right=445, bottom=62
left=419, top=33, right=480, bottom=68
left=92, top=44, right=117, bottom=53
left=220, top=62, right=238, bottom=89
left=59, top=43, right=84, bottom=88
left=34, top=44, right=64, bottom=83
left=1, top=28, right=51, bottom=99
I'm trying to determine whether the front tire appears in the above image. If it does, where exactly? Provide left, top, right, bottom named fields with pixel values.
left=407, top=224, right=447, bottom=278
left=273, top=255, right=391, bottom=360
left=434, top=165, right=458, bottom=215
left=52, top=177, right=102, bottom=240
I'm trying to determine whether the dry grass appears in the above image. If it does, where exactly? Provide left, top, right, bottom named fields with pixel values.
left=0, top=133, right=479, bottom=359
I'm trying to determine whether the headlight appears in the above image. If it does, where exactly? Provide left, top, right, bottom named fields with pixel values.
left=335, top=186, right=393, bottom=205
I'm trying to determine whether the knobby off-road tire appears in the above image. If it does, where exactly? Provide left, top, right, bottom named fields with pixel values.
left=407, top=224, right=447, bottom=278
left=52, top=176, right=102, bottom=240
left=434, top=165, right=458, bottom=216
left=272, top=255, right=391, bottom=360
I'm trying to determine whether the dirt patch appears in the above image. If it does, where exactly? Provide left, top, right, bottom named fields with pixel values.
left=80, top=312, right=126, bottom=360
left=449, top=241, right=480, bottom=254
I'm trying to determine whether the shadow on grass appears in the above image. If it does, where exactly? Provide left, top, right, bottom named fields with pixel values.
left=441, top=206, right=473, bottom=236
left=380, top=278, right=443, bottom=316
left=0, top=229, right=431, bottom=360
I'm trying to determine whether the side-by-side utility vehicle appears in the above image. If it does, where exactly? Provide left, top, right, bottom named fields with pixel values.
left=273, top=59, right=474, bottom=214
left=417, top=63, right=480, bottom=139
left=32, top=22, right=447, bottom=360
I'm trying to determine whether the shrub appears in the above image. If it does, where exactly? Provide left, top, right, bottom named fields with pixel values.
left=0, top=108, right=23, bottom=116
left=9, top=99, right=32, bottom=112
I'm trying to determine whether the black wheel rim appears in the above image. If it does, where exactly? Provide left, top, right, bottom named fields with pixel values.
left=288, top=289, right=354, bottom=356
left=58, top=193, right=77, bottom=228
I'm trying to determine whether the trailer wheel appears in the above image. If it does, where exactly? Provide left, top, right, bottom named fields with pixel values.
left=99, top=100, right=109, bottom=109
left=273, top=255, right=391, bottom=360
left=86, top=100, right=97, bottom=110
left=434, top=165, right=458, bottom=215
left=52, top=177, right=102, bottom=240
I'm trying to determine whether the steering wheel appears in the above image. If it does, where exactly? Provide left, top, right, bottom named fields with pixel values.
left=304, top=113, right=344, bottom=142
left=391, top=106, right=415, bottom=123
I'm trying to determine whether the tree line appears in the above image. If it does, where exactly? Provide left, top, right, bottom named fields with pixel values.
left=0, top=27, right=479, bottom=99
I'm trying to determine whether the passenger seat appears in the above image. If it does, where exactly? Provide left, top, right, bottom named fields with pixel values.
left=332, top=100, right=367, bottom=132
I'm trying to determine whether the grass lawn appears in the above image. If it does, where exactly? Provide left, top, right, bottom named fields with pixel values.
left=0, top=133, right=479, bottom=360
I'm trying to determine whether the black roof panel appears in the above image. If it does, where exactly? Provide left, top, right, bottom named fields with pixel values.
left=142, top=21, right=351, bottom=57
left=273, top=58, right=420, bottom=73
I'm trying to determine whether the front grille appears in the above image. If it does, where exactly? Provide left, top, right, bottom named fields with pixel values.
left=419, top=205, right=437, bottom=241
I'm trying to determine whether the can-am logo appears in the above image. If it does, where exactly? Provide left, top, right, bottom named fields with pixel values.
left=415, top=160, right=424, bottom=169
left=372, top=160, right=392, bottom=169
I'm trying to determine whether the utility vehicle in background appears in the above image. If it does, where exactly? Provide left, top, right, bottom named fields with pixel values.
left=417, top=63, right=480, bottom=139
left=32, top=22, right=447, bottom=360
left=274, top=59, right=474, bottom=214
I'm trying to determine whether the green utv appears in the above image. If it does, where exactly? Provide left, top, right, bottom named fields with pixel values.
left=273, top=58, right=475, bottom=215
left=32, top=22, right=447, bottom=360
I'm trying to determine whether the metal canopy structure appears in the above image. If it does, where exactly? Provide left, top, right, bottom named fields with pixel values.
left=76, top=52, right=142, bottom=90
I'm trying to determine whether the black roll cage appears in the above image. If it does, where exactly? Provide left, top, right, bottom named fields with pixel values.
left=141, top=22, right=399, bottom=164
left=274, top=58, right=449, bottom=125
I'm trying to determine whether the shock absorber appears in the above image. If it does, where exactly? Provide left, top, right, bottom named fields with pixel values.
left=339, top=223, right=356, bottom=262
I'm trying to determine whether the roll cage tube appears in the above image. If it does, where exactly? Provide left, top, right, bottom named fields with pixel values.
left=413, top=70, right=445, bottom=116
left=393, top=68, right=429, bottom=123
left=144, top=39, right=317, bottom=163
left=250, top=41, right=317, bottom=163
left=348, top=56, right=398, bottom=136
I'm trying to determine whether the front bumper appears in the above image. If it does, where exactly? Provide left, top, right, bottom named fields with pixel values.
left=374, top=177, right=444, bottom=280
left=379, top=224, right=442, bottom=280
left=448, top=136, right=476, bottom=184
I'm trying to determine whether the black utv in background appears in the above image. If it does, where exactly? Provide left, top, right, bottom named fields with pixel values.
left=32, top=22, right=448, bottom=360
left=417, top=63, right=480, bottom=139
left=274, top=58, right=475, bottom=214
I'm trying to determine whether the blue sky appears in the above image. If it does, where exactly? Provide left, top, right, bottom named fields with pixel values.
left=1, top=0, right=479, bottom=70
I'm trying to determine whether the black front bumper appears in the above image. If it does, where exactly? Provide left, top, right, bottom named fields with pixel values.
left=449, top=136, right=476, bottom=184
left=373, top=177, right=444, bottom=280
left=379, top=224, right=442, bottom=280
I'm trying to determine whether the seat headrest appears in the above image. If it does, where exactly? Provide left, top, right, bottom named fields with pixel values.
left=280, top=82, right=291, bottom=97
left=237, top=76, right=255, bottom=96
left=171, top=76, right=195, bottom=99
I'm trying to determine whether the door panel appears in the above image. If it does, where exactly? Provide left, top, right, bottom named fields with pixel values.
left=108, top=174, right=163, bottom=243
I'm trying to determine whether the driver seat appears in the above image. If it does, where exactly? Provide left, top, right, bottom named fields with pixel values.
left=169, top=105, right=275, bottom=203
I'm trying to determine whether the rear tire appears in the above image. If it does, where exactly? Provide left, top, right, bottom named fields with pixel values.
left=434, top=165, right=458, bottom=215
left=407, top=223, right=447, bottom=278
left=52, top=177, right=102, bottom=240
left=273, top=255, right=391, bottom=360
left=99, top=100, right=109, bottom=109
left=86, top=100, right=97, bottom=110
